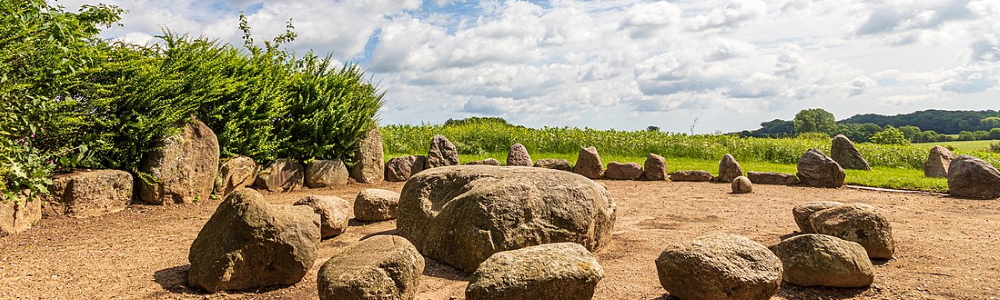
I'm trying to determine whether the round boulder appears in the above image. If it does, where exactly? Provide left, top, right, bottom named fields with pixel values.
left=506, top=143, right=532, bottom=166
left=771, top=234, right=874, bottom=288
left=188, top=189, right=320, bottom=292
left=810, top=203, right=895, bottom=259
left=294, top=195, right=350, bottom=238
left=318, top=235, right=424, bottom=300
left=731, top=176, right=752, bottom=194
left=655, top=233, right=782, bottom=300
left=947, top=155, right=1000, bottom=199
left=466, top=243, right=603, bottom=300
left=397, top=165, right=617, bottom=272
left=796, top=148, right=845, bottom=188
left=354, top=189, right=401, bottom=222
left=605, top=162, right=642, bottom=180
left=791, top=202, right=844, bottom=233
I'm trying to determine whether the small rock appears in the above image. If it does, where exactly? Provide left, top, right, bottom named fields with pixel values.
left=506, top=143, right=532, bottom=166
left=466, top=243, right=603, bottom=300
left=305, top=159, right=349, bottom=188
left=791, top=202, right=844, bottom=234
left=718, top=154, right=744, bottom=183
left=810, top=203, right=895, bottom=259
left=655, top=233, right=782, bottom=300
left=605, top=162, right=643, bottom=180
left=669, top=170, right=714, bottom=182
left=354, top=189, right=401, bottom=222
left=294, top=195, right=350, bottom=239
left=533, top=159, right=572, bottom=171
left=771, top=234, right=874, bottom=288
left=318, top=235, right=424, bottom=300
left=731, top=176, right=752, bottom=194
left=643, top=153, right=668, bottom=181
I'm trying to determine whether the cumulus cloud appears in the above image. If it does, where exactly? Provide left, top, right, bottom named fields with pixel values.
left=686, top=0, right=766, bottom=31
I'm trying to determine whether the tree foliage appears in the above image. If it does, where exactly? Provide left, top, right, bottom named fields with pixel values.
left=871, top=126, right=910, bottom=145
left=841, top=109, right=1000, bottom=134
left=793, top=108, right=837, bottom=135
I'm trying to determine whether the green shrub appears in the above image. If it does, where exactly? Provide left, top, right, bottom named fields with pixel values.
left=871, top=126, right=910, bottom=145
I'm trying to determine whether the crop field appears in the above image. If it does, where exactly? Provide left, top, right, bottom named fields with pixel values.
left=383, top=122, right=995, bottom=192
left=913, top=139, right=1000, bottom=152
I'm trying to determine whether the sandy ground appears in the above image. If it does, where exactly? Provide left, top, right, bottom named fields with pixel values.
left=2, top=180, right=999, bottom=300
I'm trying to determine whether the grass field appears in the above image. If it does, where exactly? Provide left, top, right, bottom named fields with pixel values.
left=913, top=139, right=999, bottom=152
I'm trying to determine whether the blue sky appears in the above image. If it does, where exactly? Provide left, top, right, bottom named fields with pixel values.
left=54, top=0, right=1000, bottom=133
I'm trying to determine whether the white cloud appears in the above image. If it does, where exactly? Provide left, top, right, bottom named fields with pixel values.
left=686, top=0, right=766, bottom=31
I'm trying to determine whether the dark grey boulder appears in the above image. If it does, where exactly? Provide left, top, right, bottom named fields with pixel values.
left=831, top=134, right=872, bottom=171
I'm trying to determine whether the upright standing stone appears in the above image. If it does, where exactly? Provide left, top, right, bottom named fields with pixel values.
left=385, top=155, right=426, bottom=182
left=255, top=158, right=305, bottom=192
left=831, top=135, right=872, bottom=171
left=350, top=126, right=385, bottom=184
left=214, top=156, right=258, bottom=198
left=924, top=145, right=954, bottom=178
left=426, top=135, right=459, bottom=168
left=643, top=153, right=668, bottom=181
left=188, top=189, right=320, bottom=293
left=796, top=149, right=845, bottom=188
left=306, top=159, right=350, bottom=188
left=506, top=143, right=532, bottom=166
left=139, top=117, right=220, bottom=205
left=573, top=146, right=604, bottom=179
left=718, top=154, right=744, bottom=183
left=48, top=170, right=133, bottom=218
left=947, top=155, right=1000, bottom=199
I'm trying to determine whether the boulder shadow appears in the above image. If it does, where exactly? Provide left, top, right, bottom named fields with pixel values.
left=360, top=229, right=398, bottom=240
left=647, top=294, right=679, bottom=300
left=776, top=282, right=869, bottom=299
left=421, top=257, right=470, bottom=282
left=153, top=265, right=200, bottom=295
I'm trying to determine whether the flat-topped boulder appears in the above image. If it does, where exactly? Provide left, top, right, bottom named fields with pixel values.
left=354, top=189, right=401, bottom=222
left=533, top=159, right=571, bottom=171
left=506, top=143, right=532, bottom=166
left=718, top=154, right=744, bottom=183
left=318, top=235, right=424, bottom=300
left=573, top=147, right=604, bottom=179
left=771, top=234, right=874, bottom=288
left=947, top=155, right=1000, bottom=199
left=831, top=134, right=872, bottom=171
left=796, top=149, right=845, bottom=188
left=467, top=158, right=502, bottom=166
left=655, top=233, right=782, bottom=300
left=385, top=155, right=426, bottom=182
left=255, top=158, right=305, bottom=192
left=605, top=162, right=642, bottom=180
left=924, top=145, right=954, bottom=178
left=48, top=169, right=133, bottom=218
left=427, top=135, right=459, bottom=168
left=397, top=165, right=616, bottom=272
left=466, top=243, right=604, bottom=300
left=669, top=170, right=714, bottom=182
left=349, top=126, right=385, bottom=184
left=188, top=189, right=319, bottom=292
left=139, top=117, right=220, bottom=205
left=747, top=172, right=798, bottom=185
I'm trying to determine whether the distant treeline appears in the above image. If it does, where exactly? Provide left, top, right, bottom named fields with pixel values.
left=740, top=109, right=1000, bottom=144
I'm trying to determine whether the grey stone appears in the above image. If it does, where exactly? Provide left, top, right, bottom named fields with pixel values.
left=747, top=172, right=799, bottom=185
left=731, top=176, right=752, bottom=194
left=306, top=159, right=350, bottom=188
left=831, top=134, right=872, bottom=171
left=214, top=156, right=258, bottom=198
left=924, top=145, right=954, bottom=178
left=318, top=235, right=424, bottom=300
left=605, top=162, right=642, bottom=180
left=506, top=143, right=532, bottom=166
left=669, top=170, right=714, bottom=182
left=796, top=149, right=845, bottom=188
left=427, top=135, right=459, bottom=169
left=533, top=159, right=572, bottom=171
left=771, top=234, right=874, bottom=288
left=643, top=153, right=668, bottom=181
left=354, top=189, right=400, bottom=222
left=466, top=243, right=603, bottom=300
left=810, top=203, right=895, bottom=259
left=294, top=195, right=350, bottom=238
left=139, top=117, right=220, bottom=204
left=350, top=126, right=385, bottom=184
left=791, top=202, right=844, bottom=234
left=947, top=155, right=1000, bottom=199
left=718, top=154, right=744, bottom=183
left=255, top=158, right=305, bottom=192
left=655, top=234, right=782, bottom=300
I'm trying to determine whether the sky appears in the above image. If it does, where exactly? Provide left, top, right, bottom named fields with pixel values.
left=53, top=0, right=1000, bottom=133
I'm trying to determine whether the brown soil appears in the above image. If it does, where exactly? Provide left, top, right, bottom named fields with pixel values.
left=2, top=180, right=999, bottom=300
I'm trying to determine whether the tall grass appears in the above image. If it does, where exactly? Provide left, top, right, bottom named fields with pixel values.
left=383, top=123, right=1000, bottom=170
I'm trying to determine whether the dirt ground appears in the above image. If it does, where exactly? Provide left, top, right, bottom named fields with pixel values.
left=2, top=180, right=1000, bottom=300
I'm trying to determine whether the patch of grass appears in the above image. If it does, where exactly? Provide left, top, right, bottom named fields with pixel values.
left=913, top=139, right=1000, bottom=152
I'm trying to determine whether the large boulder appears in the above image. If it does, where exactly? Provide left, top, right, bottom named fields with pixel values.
left=533, top=159, right=571, bottom=171
left=0, top=196, right=41, bottom=237
left=466, top=243, right=603, bottom=300
left=467, top=158, right=502, bottom=166
left=294, top=195, right=350, bottom=239
left=188, top=189, right=320, bottom=292
left=831, top=134, right=872, bottom=171
left=731, top=176, right=752, bottom=194
left=354, top=189, right=401, bottom=222
left=506, top=143, right=532, bottom=166
left=770, top=234, right=874, bottom=288
left=255, top=158, right=305, bottom=193
left=350, top=126, right=385, bottom=184
left=747, top=171, right=799, bottom=185
left=139, top=117, right=220, bottom=205
left=214, top=156, right=258, bottom=198
left=306, top=159, right=350, bottom=188
left=947, top=155, right=1000, bottom=199
left=655, top=234, right=782, bottom=300
left=796, top=149, right=845, bottom=188
left=605, top=162, right=642, bottom=180
left=643, top=153, right=668, bottom=181
left=810, top=203, right=895, bottom=259
left=718, top=154, right=744, bottom=183
left=385, top=155, right=426, bottom=182
left=573, top=147, right=604, bottom=179
left=791, top=202, right=844, bottom=234
left=397, top=165, right=617, bottom=272
left=924, top=145, right=954, bottom=178
left=669, top=170, right=714, bottom=182
left=318, top=235, right=425, bottom=300
left=48, top=170, right=132, bottom=218
left=426, top=135, right=459, bottom=169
